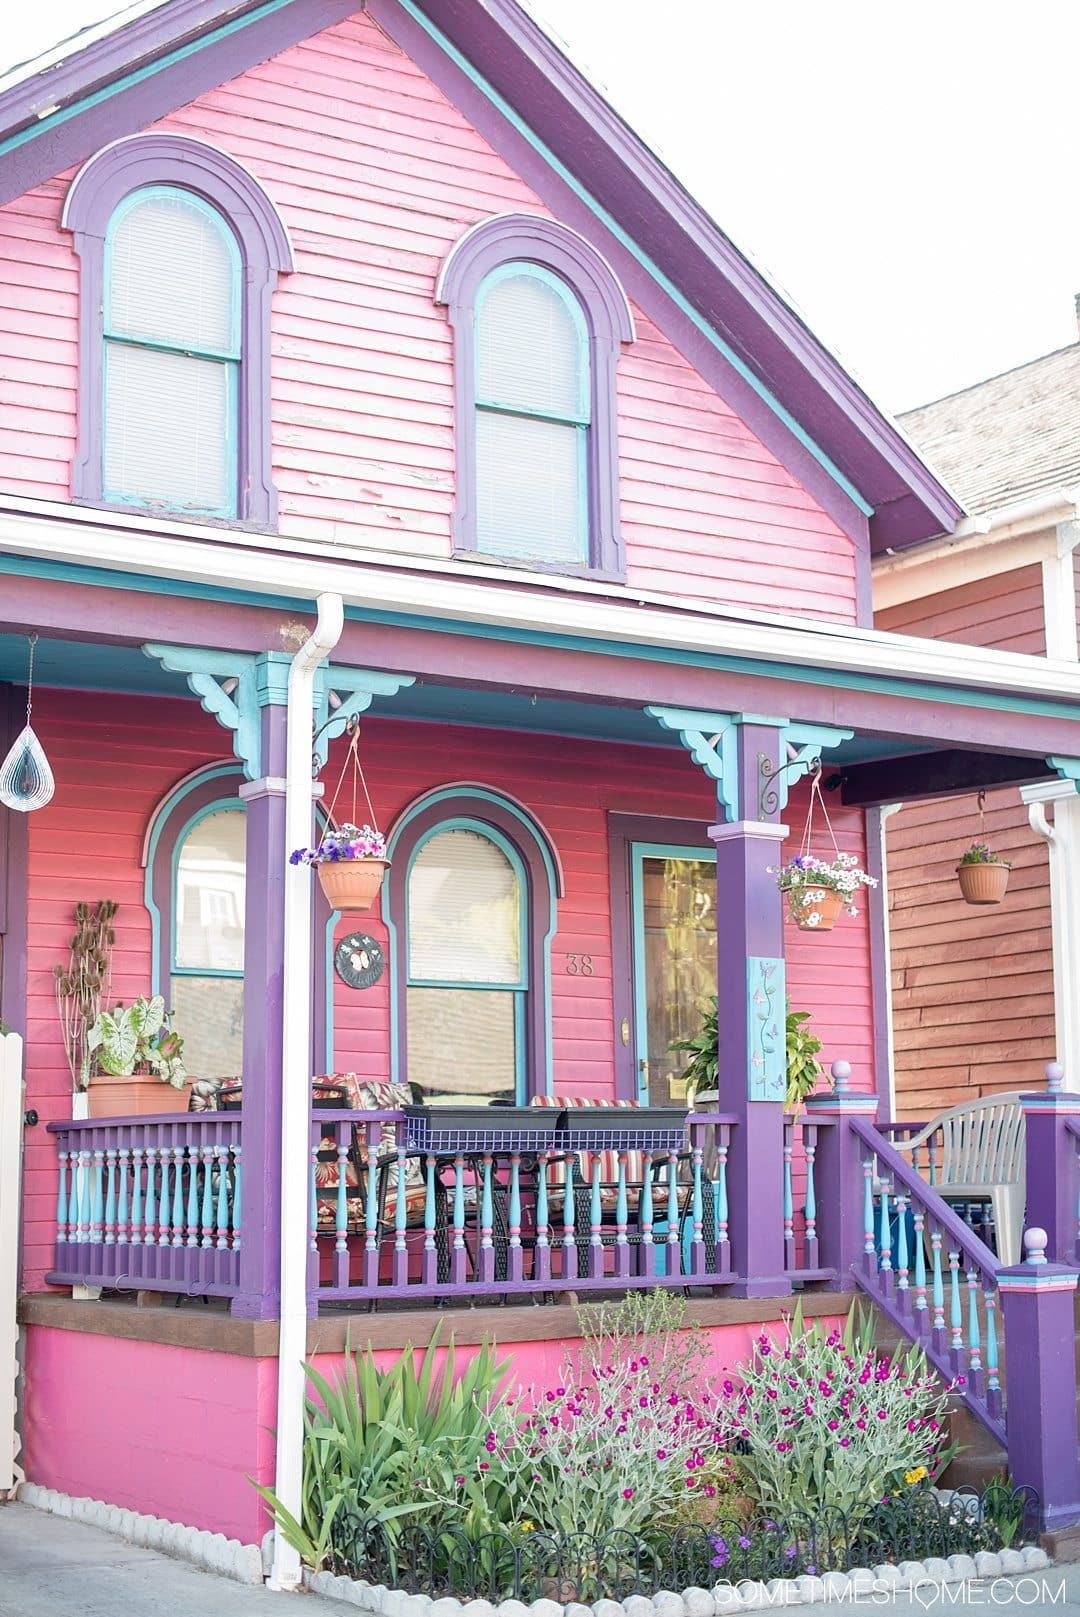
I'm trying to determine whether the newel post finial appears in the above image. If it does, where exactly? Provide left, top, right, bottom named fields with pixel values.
left=831, top=1059, right=852, bottom=1096
left=1046, top=1062, right=1065, bottom=1094
left=1024, top=1227, right=1049, bottom=1266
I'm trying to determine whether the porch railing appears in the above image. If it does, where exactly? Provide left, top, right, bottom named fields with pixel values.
left=309, top=1109, right=742, bottom=1309
left=782, top=1115, right=836, bottom=1285
left=47, top=1114, right=242, bottom=1298
left=847, top=1115, right=1005, bottom=1447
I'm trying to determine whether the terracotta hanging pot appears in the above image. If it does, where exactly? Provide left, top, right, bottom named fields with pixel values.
left=956, top=861, right=1010, bottom=906
left=317, top=857, right=389, bottom=912
left=785, top=884, right=846, bottom=932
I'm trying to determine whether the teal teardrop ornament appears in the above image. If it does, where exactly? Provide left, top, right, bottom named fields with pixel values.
left=0, top=724, right=55, bottom=812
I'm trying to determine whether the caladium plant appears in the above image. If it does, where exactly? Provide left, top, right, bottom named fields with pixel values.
left=87, top=994, right=187, bottom=1088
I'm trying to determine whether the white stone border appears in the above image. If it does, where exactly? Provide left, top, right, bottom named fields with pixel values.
left=16, top=1480, right=264, bottom=1585
left=300, top=1549, right=1053, bottom=1614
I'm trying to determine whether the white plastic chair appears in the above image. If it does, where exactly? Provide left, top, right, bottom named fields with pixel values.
left=895, top=1092, right=1026, bottom=1266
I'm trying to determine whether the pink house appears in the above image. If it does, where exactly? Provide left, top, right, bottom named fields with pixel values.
left=1, top=0, right=1080, bottom=1559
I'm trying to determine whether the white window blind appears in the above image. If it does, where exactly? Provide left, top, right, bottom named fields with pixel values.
left=406, top=987, right=517, bottom=1104
left=408, top=828, right=522, bottom=985
left=103, top=186, right=240, bottom=514
left=175, top=807, right=246, bottom=971
left=473, top=265, right=590, bottom=566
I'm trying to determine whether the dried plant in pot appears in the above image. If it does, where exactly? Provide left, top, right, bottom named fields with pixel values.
left=956, top=841, right=1011, bottom=906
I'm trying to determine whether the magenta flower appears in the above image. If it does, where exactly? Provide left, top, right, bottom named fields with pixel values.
left=622, top=1488, right=633, bottom=1499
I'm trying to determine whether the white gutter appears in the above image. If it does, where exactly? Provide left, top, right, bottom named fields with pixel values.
left=1, top=506, right=1080, bottom=705
left=874, top=487, right=1080, bottom=581
left=268, top=592, right=344, bottom=1594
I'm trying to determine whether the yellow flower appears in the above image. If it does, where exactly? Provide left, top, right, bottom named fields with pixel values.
left=904, top=1466, right=927, bottom=1486
left=520, top=1521, right=535, bottom=1533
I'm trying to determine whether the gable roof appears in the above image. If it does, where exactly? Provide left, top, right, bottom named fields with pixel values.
left=0, top=0, right=962, bottom=553
left=899, top=341, right=1080, bottom=517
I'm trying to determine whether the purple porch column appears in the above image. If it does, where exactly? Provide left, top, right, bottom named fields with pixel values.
left=231, top=675, right=289, bottom=1319
left=1021, top=1066, right=1080, bottom=1267
left=805, top=1061, right=879, bottom=1291
left=1000, top=1227, right=1080, bottom=1532
left=710, top=720, right=790, bottom=1297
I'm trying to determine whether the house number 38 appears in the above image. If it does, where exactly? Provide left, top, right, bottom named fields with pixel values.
left=565, top=953, right=594, bottom=975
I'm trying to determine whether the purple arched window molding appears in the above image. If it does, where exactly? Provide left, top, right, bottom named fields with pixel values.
left=436, top=213, right=634, bottom=580
left=63, top=133, right=294, bottom=528
left=385, top=785, right=564, bottom=1100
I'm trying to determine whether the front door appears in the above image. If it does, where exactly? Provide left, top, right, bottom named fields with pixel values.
left=629, top=843, right=717, bottom=1104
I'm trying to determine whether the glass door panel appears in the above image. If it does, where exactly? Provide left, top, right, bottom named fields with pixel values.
left=631, top=846, right=717, bottom=1104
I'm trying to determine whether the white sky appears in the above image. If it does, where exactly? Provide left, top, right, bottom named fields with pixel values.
left=6, top=1, right=1080, bottom=413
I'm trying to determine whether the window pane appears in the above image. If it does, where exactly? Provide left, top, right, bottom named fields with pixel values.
left=408, top=827, right=521, bottom=984
left=175, top=808, right=246, bottom=971
left=476, top=270, right=585, bottom=419
left=108, top=189, right=238, bottom=354
left=104, top=342, right=235, bottom=513
left=476, top=410, right=585, bottom=565
left=407, top=987, right=517, bottom=1104
left=170, top=975, right=244, bottom=1083
left=642, top=857, right=717, bottom=1106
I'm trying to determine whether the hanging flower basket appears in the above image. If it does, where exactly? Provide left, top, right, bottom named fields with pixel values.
left=956, top=842, right=1011, bottom=906
left=783, top=883, right=847, bottom=932
left=316, top=852, right=389, bottom=912
left=771, top=766, right=877, bottom=934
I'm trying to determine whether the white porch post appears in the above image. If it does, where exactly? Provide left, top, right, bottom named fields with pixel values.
left=0, top=1028, right=24, bottom=1496
left=1023, top=781, right=1080, bottom=1085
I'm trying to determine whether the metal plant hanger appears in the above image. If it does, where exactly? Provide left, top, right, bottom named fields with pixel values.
left=0, top=634, right=55, bottom=812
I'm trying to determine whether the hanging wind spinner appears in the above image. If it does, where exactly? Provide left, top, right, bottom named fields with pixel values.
left=0, top=634, right=55, bottom=812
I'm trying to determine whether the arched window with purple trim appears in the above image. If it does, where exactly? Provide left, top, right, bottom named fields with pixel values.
left=437, top=214, right=634, bottom=579
left=63, top=134, right=293, bottom=527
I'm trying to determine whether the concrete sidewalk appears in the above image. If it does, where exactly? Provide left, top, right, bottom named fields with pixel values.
left=0, top=1502, right=338, bottom=1616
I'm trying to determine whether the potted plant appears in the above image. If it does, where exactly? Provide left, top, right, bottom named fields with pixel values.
left=671, top=998, right=829, bottom=1113
left=86, top=994, right=189, bottom=1117
left=290, top=821, right=389, bottom=911
left=956, top=840, right=1011, bottom=905
left=773, top=852, right=877, bottom=931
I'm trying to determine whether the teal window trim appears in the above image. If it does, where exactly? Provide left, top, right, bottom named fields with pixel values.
left=629, top=840, right=716, bottom=1104
left=474, top=260, right=591, bottom=568
left=102, top=184, right=242, bottom=519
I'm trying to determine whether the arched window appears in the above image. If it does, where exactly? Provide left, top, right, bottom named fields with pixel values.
left=386, top=787, right=563, bottom=1103
left=64, top=134, right=293, bottom=526
left=437, top=214, right=634, bottom=579
left=171, top=804, right=246, bottom=1079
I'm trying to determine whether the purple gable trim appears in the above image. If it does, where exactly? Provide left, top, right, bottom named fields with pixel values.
left=63, top=133, right=292, bottom=528
left=0, top=683, right=28, bottom=1038
left=437, top=213, right=633, bottom=580
left=0, top=0, right=960, bottom=559
left=384, top=788, right=559, bottom=1101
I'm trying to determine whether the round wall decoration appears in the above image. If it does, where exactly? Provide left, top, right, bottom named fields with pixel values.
left=334, top=932, right=386, bottom=990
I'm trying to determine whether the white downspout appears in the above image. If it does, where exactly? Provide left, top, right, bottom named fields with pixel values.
left=268, top=592, right=344, bottom=1593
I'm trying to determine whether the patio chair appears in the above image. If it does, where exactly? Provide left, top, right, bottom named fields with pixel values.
left=892, top=1091, right=1026, bottom=1266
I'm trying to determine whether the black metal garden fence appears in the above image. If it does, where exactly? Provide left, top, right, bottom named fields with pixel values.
left=327, top=1482, right=1037, bottom=1601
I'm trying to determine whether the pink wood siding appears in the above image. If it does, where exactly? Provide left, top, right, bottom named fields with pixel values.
left=877, top=569, right=1054, bottom=1113
left=0, top=13, right=856, bottom=621
left=20, top=687, right=873, bottom=1288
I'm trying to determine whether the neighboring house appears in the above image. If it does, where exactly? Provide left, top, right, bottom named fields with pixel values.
left=876, top=344, right=1080, bottom=1116
left=0, top=0, right=1078, bottom=1553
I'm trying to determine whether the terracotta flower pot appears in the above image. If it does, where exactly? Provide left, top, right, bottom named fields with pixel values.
left=784, top=884, right=846, bottom=931
left=956, top=860, right=1010, bottom=905
left=316, top=856, right=389, bottom=912
left=89, top=1073, right=191, bottom=1117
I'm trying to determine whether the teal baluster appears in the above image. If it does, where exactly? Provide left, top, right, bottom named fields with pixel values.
left=143, top=1148, right=157, bottom=1246
left=335, top=1131, right=349, bottom=1254
left=171, top=1146, right=185, bottom=1247
left=116, top=1149, right=129, bottom=1245
left=158, top=1148, right=171, bottom=1246
left=365, top=1129, right=380, bottom=1262
left=131, top=1147, right=144, bottom=1246
left=535, top=1153, right=551, bottom=1279
left=392, top=1144, right=408, bottom=1285
left=76, top=1149, right=91, bottom=1243
left=691, top=1144, right=704, bottom=1274
left=931, top=1228, right=945, bottom=1338
left=666, top=1149, right=679, bottom=1273
left=862, top=1159, right=875, bottom=1265
left=804, top=1132, right=818, bottom=1260
left=928, top=1137, right=938, bottom=1187
left=479, top=1153, right=495, bottom=1282
left=589, top=1156, right=603, bottom=1273
left=451, top=1154, right=466, bottom=1286
left=104, top=1149, right=117, bottom=1247
left=90, top=1149, right=104, bottom=1244
left=423, top=1155, right=437, bottom=1260
left=966, top=1267, right=982, bottom=1380
left=563, top=1158, right=577, bottom=1280
left=878, top=1181, right=892, bottom=1276
left=782, top=1140, right=794, bottom=1266
left=641, top=1151, right=654, bottom=1265
left=508, top=1153, right=523, bottom=1281
left=985, top=1289, right=1001, bottom=1411
left=716, top=1138, right=729, bottom=1256
left=187, top=1144, right=200, bottom=1248
left=912, top=1205, right=927, bottom=1321
left=948, top=1250, right=964, bottom=1360
left=231, top=1145, right=242, bottom=1250
left=56, top=1149, right=69, bottom=1242
left=615, top=1154, right=629, bottom=1263
left=200, top=1145, right=214, bottom=1248
left=895, top=1192, right=909, bottom=1296
left=215, top=1146, right=229, bottom=1250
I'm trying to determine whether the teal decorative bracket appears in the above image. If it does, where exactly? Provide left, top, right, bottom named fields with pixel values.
left=759, top=722, right=853, bottom=817
left=143, top=644, right=261, bottom=779
left=645, top=707, right=739, bottom=821
left=1047, top=756, right=1080, bottom=792
left=313, top=665, right=416, bottom=769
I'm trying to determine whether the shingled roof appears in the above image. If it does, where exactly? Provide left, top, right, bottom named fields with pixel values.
left=899, top=342, right=1080, bottom=517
